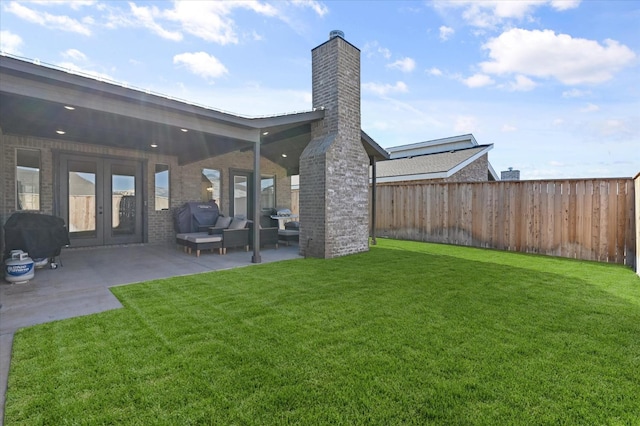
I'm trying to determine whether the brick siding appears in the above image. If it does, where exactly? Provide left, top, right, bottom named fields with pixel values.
left=300, top=36, right=369, bottom=258
left=0, top=131, right=290, bottom=252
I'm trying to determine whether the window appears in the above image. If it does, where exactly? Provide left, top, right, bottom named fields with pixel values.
left=16, top=149, right=40, bottom=210
left=202, top=168, right=221, bottom=205
left=261, top=176, right=275, bottom=212
left=155, top=164, right=169, bottom=210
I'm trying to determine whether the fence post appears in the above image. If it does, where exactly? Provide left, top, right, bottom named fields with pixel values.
left=635, top=173, right=639, bottom=275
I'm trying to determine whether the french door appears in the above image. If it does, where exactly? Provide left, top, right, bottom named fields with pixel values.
left=229, top=170, right=276, bottom=228
left=59, top=154, right=143, bottom=247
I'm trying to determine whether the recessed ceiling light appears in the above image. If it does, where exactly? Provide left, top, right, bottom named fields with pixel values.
left=281, top=153, right=287, bottom=158
left=64, top=105, right=75, bottom=110
left=150, top=143, right=158, bottom=148
left=180, top=128, right=188, bottom=132
left=56, top=130, right=66, bottom=135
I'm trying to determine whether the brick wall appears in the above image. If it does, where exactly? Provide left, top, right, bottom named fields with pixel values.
left=444, top=154, right=489, bottom=182
left=300, top=35, right=369, bottom=258
left=0, top=132, right=289, bottom=250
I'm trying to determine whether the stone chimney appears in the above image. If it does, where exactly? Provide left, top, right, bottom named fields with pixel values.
left=299, top=31, right=370, bottom=258
left=501, top=167, right=521, bottom=181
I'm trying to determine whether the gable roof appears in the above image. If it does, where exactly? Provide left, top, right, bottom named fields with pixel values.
left=374, top=145, right=494, bottom=183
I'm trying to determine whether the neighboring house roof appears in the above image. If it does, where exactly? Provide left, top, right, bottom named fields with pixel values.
left=387, top=134, right=479, bottom=159
left=374, top=145, right=495, bottom=183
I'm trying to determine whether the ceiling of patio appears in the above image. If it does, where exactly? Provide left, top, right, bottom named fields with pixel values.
left=0, top=55, right=387, bottom=174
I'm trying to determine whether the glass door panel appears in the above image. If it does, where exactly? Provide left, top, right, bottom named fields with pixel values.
left=111, top=164, right=136, bottom=236
left=67, top=159, right=98, bottom=240
left=233, top=175, right=248, bottom=218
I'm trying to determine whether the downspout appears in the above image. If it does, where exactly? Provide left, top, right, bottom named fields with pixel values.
left=370, top=155, right=377, bottom=245
left=251, top=136, right=262, bottom=263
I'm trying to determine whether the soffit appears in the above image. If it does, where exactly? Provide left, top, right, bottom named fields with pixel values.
left=0, top=55, right=386, bottom=170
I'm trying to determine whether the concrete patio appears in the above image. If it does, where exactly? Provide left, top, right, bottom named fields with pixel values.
left=0, top=242, right=301, bottom=424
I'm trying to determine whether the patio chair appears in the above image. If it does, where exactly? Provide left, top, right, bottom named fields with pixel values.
left=247, top=221, right=279, bottom=249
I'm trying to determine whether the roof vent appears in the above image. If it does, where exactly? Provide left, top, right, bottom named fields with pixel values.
left=329, top=30, right=344, bottom=40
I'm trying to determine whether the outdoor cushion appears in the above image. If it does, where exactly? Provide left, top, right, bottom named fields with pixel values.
left=185, top=233, right=222, bottom=244
left=228, top=218, right=247, bottom=230
left=214, top=216, right=232, bottom=228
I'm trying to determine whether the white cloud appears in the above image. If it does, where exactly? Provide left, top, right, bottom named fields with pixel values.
left=5, top=1, right=92, bottom=35
left=509, top=74, right=536, bottom=91
left=480, top=29, right=636, bottom=85
left=462, top=73, right=494, bottom=88
left=428, top=67, right=443, bottom=76
left=387, top=57, right=416, bottom=73
left=362, top=81, right=409, bottom=96
left=501, top=124, right=517, bottom=132
left=0, top=30, right=23, bottom=54
left=163, top=1, right=278, bottom=45
left=562, top=89, right=591, bottom=98
left=115, top=1, right=286, bottom=45
left=291, top=0, right=329, bottom=17
left=549, top=0, right=581, bottom=11
left=549, top=160, right=565, bottom=167
left=454, top=115, right=479, bottom=133
left=364, top=41, right=392, bottom=59
left=439, top=25, right=454, bottom=41
left=580, top=103, right=600, bottom=113
left=434, top=0, right=581, bottom=29
left=62, top=48, right=87, bottom=62
left=28, top=0, right=96, bottom=10
left=173, top=52, right=229, bottom=80
left=552, top=118, right=565, bottom=126
left=597, top=119, right=630, bottom=137
left=129, top=3, right=183, bottom=41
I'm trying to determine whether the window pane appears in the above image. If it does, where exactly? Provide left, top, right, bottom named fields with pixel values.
left=112, top=164, right=136, bottom=236
left=16, top=149, right=40, bottom=210
left=68, top=161, right=96, bottom=235
left=202, top=168, right=221, bottom=205
left=261, top=176, right=275, bottom=210
left=155, top=164, right=169, bottom=211
left=233, top=176, right=248, bottom=218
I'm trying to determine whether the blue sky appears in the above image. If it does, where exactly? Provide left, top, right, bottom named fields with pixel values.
left=1, top=0, right=638, bottom=179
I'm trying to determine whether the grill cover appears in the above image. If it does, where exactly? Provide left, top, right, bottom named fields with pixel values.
left=173, top=201, right=220, bottom=233
left=3, top=213, right=70, bottom=259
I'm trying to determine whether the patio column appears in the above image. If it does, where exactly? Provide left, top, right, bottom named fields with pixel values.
left=370, top=155, right=377, bottom=246
left=252, top=137, right=261, bottom=263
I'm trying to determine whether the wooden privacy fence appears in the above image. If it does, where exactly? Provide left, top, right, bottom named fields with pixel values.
left=373, top=179, right=636, bottom=267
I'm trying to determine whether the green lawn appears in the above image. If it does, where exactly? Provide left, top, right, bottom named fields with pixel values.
left=6, top=239, right=640, bottom=425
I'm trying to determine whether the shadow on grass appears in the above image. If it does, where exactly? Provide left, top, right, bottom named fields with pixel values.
left=6, top=241, right=640, bottom=425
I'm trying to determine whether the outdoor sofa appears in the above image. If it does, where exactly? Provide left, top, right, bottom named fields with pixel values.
left=176, top=215, right=250, bottom=257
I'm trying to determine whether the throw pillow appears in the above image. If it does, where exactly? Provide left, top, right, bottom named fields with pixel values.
left=229, top=218, right=247, bottom=230
left=214, top=216, right=232, bottom=228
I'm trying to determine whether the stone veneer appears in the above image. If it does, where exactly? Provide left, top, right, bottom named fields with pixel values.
left=299, top=34, right=369, bottom=258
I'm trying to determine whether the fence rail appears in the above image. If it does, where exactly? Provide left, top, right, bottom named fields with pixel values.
left=373, top=179, right=636, bottom=267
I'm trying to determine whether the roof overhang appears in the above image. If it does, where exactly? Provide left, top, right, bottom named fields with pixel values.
left=0, top=55, right=324, bottom=166
left=1, top=55, right=387, bottom=172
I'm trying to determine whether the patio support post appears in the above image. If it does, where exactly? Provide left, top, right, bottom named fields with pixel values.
left=370, top=155, right=377, bottom=245
left=252, top=137, right=262, bottom=263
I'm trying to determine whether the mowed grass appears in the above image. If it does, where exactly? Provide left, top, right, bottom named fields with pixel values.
left=5, top=239, right=640, bottom=425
